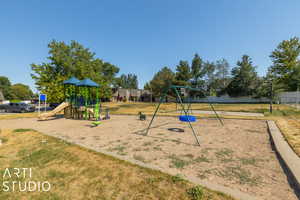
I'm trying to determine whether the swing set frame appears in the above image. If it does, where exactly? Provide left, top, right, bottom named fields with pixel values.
left=144, top=85, right=224, bottom=146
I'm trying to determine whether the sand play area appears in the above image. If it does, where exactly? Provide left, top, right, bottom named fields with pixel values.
left=0, top=115, right=298, bottom=200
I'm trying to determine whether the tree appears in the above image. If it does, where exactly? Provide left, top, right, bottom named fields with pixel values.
left=226, top=55, right=259, bottom=97
left=210, top=59, right=231, bottom=96
left=203, top=61, right=216, bottom=95
left=115, top=74, right=138, bottom=89
left=115, top=74, right=126, bottom=88
left=0, top=76, right=34, bottom=100
left=270, top=37, right=300, bottom=91
left=144, top=82, right=151, bottom=90
left=215, top=59, right=230, bottom=88
left=254, top=68, right=285, bottom=98
left=31, top=40, right=119, bottom=102
left=0, top=76, right=11, bottom=87
left=0, top=76, right=13, bottom=99
left=10, top=84, right=34, bottom=100
left=148, top=67, right=175, bottom=97
left=174, top=60, right=191, bottom=86
left=191, top=54, right=205, bottom=88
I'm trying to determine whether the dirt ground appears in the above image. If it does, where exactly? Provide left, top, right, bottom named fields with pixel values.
left=0, top=115, right=298, bottom=200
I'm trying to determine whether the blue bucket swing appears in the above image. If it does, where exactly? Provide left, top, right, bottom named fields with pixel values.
left=179, top=115, right=196, bottom=122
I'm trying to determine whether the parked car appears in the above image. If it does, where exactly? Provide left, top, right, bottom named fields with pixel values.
left=0, top=103, right=35, bottom=113
left=49, top=103, right=60, bottom=109
left=0, top=104, right=7, bottom=113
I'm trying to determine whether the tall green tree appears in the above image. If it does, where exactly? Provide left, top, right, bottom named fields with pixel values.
left=174, top=60, right=191, bottom=86
left=0, top=76, right=34, bottom=100
left=270, top=37, right=300, bottom=91
left=191, top=54, right=205, bottom=88
left=115, top=73, right=138, bottom=89
left=211, top=59, right=231, bottom=96
left=254, top=69, right=285, bottom=98
left=203, top=61, right=216, bottom=95
left=143, top=82, right=151, bottom=90
left=215, top=59, right=230, bottom=88
left=10, top=84, right=34, bottom=100
left=0, top=76, right=13, bottom=99
left=31, top=40, right=119, bottom=102
left=226, top=55, right=259, bottom=97
left=148, top=67, right=175, bottom=97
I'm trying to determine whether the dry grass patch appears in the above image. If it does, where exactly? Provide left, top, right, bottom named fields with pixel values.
left=0, top=129, right=234, bottom=200
left=0, top=112, right=38, bottom=120
left=275, top=117, right=300, bottom=156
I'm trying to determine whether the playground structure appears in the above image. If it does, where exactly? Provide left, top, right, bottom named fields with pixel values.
left=145, top=85, right=224, bottom=146
left=39, top=77, right=107, bottom=121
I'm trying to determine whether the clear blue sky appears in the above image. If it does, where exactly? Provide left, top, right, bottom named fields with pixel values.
left=1, top=0, right=300, bottom=91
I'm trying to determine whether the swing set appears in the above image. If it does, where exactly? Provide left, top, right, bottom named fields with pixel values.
left=145, top=85, right=224, bottom=146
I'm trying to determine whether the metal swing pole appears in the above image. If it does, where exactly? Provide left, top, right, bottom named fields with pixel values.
left=209, top=103, right=224, bottom=126
left=189, top=86, right=223, bottom=126
left=186, top=94, right=193, bottom=115
left=174, top=87, right=200, bottom=146
left=145, top=90, right=168, bottom=136
left=188, top=88, right=193, bottom=114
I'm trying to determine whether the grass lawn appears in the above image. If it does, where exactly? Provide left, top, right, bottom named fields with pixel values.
left=0, top=129, right=234, bottom=200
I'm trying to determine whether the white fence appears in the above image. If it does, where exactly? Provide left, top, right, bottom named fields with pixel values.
left=186, top=95, right=270, bottom=103
left=278, top=91, right=300, bottom=109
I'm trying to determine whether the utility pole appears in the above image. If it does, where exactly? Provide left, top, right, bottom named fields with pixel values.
left=270, top=81, right=273, bottom=113
left=297, top=85, right=299, bottom=110
left=150, top=87, right=153, bottom=104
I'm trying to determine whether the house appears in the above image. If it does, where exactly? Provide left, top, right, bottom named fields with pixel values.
left=111, top=88, right=152, bottom=102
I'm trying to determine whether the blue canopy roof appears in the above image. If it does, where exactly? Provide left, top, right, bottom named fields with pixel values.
left=63, top=77, right=80, bottom=85
left=76, top=78, right=99, bottom=87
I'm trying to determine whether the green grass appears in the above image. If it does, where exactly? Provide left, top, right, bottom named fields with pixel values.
left=171, top=174, right=186, bottom=183
left=186, top=185, right=204, bottom=200
left=169, top=154, right=191, bottom=169
left=13, top=128, right=36, bottom=133
left=238, top=157, right=260, bottom=166
left=194, top=155, right=210, bottom=163
left=9, top=99, right=22, bottom=103
left=217, top=166, right=261, bottom=186
left=215, top=148, right=234, bottom=163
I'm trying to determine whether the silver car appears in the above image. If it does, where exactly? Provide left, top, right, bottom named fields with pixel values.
left=0, top=103, right=35, bottom=113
